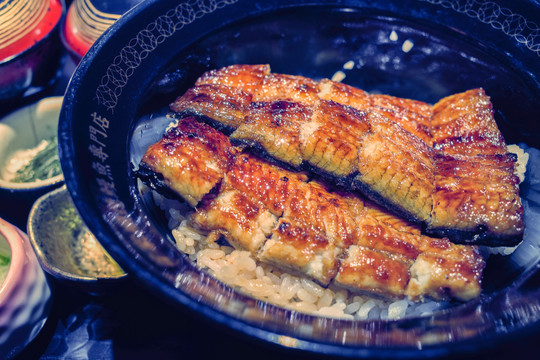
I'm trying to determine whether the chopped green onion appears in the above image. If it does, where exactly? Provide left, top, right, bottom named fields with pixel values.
left=12, top=137, right=61, bottom=183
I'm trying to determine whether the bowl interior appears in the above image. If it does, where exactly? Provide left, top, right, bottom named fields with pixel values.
left=135, top=6, right=540, bottom=148
left=130, top=4, right=540, bottom=294
left=0, top=96, right=63, bottom=189
left=27, top=185, right=126, bottom=283
left=59, top=0, right=540, bottom=356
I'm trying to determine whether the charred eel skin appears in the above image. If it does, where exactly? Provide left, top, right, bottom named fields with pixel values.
left=169, top=65, right=524, bottom=246
left=138, top=117, right=485, bottom=302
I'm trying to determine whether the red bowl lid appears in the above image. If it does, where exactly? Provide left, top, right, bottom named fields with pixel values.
left=62, top=0, right=122, bottom=59
left=0, top=0, right=63, bottom=62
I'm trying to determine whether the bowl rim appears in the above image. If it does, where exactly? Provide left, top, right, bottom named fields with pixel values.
left=0, top=96, right=65, bottom=190
left=0, top=174, right=64, bottom=191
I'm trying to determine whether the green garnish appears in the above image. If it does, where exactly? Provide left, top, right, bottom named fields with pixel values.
left=12, top=137, right=61, bottom=183
left=0, top=252, right=10, bottom=266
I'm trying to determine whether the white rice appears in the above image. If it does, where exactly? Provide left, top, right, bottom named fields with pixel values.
left=157, top=144, right=531, bottom=320
left=154, top=191, right=447, bottom=320
left=508, top=144, right=529, bottom=183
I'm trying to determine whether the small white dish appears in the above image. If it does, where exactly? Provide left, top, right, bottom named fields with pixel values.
left=0, top=96, right=64, bottom=188
left=0, top=96, right=64, bottom=227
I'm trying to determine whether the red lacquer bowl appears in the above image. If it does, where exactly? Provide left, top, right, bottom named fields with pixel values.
left=61, top=0, right=143, bottom=62
left=0, top=0, right=64, bottom=104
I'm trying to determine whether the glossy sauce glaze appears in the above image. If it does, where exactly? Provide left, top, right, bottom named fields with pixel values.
left=138, top=117, right=484, bottom=302
left=170, top=64, right=523, bottom=246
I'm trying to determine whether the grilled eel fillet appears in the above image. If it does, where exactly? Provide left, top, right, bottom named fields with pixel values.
left=138, top=117, right=484, bottom=302
left=169, top=64, right=524, bottom=246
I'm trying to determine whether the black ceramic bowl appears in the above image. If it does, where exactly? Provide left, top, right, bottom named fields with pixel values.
left=59, top=0, right=540, bottom=357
